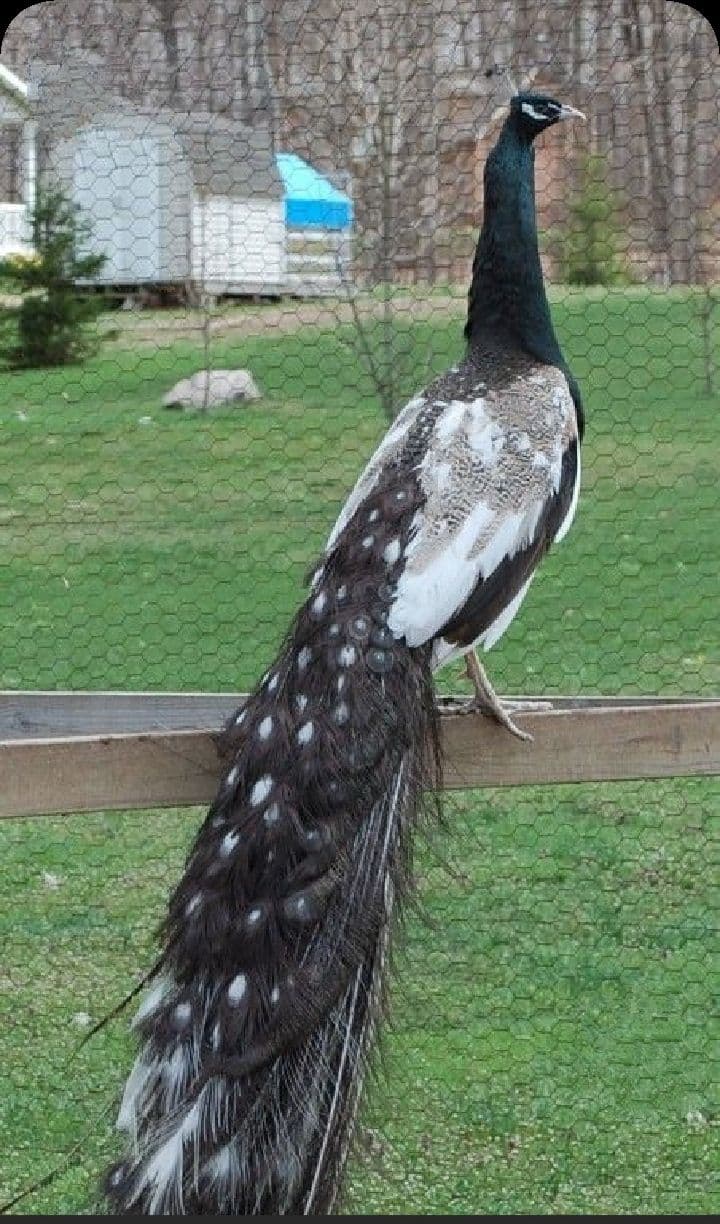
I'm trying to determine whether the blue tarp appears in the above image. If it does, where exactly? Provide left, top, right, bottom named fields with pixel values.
left=276, top=152, right=353, bottom=230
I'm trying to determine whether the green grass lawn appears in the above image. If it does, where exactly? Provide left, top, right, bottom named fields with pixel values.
left=0, top=287, right=718, bottom=1213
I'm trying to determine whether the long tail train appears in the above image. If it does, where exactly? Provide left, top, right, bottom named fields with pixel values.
left=106, top=478, right=442, bottom=1214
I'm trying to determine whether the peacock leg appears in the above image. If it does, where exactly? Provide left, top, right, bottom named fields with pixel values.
left=466, top=650, right=537, bottom=740
left=437, top=651, right=552, bottom=742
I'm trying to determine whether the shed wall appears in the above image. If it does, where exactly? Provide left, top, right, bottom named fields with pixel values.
left=50, top=117, right=192, bottom=284
left=192, top=196, right=285, bottom=290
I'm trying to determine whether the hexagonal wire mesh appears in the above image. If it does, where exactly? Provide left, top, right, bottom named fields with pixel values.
left=0, top=0, right=718, bottom=1215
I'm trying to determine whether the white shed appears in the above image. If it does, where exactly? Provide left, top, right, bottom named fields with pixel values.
left=0, top=61, right=35, bottom=257
left=48, top=109, right=285, bottom=295
left=32, top=62, right=286, bottom=295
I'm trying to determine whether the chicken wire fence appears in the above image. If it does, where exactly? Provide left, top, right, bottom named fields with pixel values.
left=0, top=0, right=718, bottom=1214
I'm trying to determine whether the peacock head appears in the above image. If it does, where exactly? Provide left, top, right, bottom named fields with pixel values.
left=510, top=93, right=586, bottom=139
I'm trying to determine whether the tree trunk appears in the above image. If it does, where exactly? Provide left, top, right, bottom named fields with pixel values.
left=152, top=0, right=180, bottom=101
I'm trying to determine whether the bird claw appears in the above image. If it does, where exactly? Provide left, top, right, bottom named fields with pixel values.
left=502, top=698, right=554, bottom=713
left=487, top=701, right=535, bottom=743
left=436, top=695, right=536, bottom=742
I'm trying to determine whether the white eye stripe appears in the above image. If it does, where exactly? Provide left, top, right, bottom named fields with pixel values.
left=524, top=102, right=563, bottom=121
left=521, top=102, right=551, bottom=121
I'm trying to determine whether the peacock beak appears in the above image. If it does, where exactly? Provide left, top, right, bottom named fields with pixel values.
left=558, top=104, right=587, bottom=122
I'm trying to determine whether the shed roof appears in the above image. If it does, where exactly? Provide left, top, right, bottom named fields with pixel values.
left=276, top=153, right=352, bottom=229
left=168, top=112, right=282, bottom=198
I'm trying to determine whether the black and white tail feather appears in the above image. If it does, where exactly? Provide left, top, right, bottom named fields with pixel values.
left=107, top=91, right=584, bottom=1216
left=106, top=471, right=442, bottom=1215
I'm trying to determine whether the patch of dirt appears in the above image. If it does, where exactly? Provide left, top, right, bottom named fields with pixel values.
left=111, top=293, right=466, bottom=347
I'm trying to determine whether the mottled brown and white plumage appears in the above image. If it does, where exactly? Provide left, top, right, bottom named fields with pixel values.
left=106, top=93, right=584, bottom=1215
left=334, top=349, right=580, bottom=669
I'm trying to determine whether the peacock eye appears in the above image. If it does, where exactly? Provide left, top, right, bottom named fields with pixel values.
left=521, top=101, right=548, bottom=122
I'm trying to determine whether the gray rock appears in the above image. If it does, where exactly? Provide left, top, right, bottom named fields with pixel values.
left=162, top=369, right=262, bottom=410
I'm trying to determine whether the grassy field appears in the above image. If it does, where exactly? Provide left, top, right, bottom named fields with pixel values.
left=0, top=287, right=718, bottom=1213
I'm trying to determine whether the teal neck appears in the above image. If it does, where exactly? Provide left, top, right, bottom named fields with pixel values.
left=465, top=118, right=583, bottom=433
left=465, top=120, right=562, bottom=366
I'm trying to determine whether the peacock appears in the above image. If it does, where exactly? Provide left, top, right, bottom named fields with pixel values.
left=106, top=91, right=585, bottom=1215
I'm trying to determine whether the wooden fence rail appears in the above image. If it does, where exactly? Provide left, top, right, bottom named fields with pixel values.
left=1, top=691, right=719, bottom=820
left=2, top=690, right=715, bottom=822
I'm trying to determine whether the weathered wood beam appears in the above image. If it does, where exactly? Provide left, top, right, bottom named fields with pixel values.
left=0, top=689, right=711, bottom=739
left=1, top=692, right=718, bottom=820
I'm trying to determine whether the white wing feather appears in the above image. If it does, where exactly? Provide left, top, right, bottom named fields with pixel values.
left=323, top=363, right=578, bottom=651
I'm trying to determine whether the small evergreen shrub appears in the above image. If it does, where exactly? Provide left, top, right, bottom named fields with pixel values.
left=0, top=188, right=110, bottom=368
